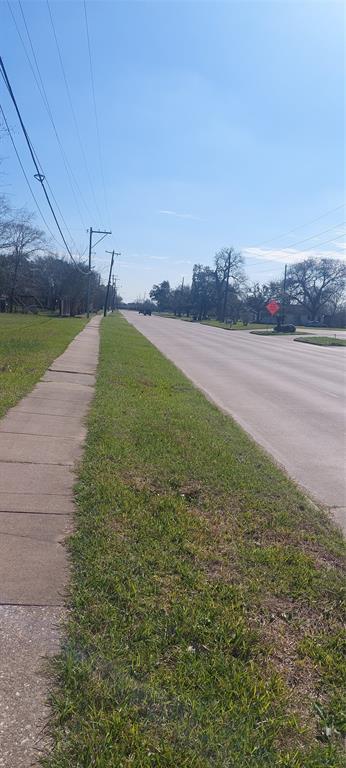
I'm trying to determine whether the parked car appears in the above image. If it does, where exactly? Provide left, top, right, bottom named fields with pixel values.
left=305, top=320, right=325, bottom=327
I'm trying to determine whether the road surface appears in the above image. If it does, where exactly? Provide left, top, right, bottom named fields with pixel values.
left=122, top=312, right=346, bottom=532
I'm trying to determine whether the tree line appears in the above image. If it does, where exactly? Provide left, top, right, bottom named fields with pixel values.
left=0, top=196, right=118, bottom=315
left=146, top=247, right=346, bottom=326
left=1, top=194, right=345, bottom=325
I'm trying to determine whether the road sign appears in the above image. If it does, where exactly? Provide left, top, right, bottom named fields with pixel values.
left=266, top=299, right=281, bottom=316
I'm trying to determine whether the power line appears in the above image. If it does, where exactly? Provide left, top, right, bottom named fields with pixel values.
left=6, top=17, right=89, bottom=264
left=11, top=0, right=89, bottom=236
left=281, top=221, right=345, bottom=251
left=83, top=0, right=111, bottom=228
left=0, top=102, right=64, bottom=247
left=45, top=0, right=103, bottom=224
left=245, top=221, right=345, bottom=263
left=0, top=55, right=89, bottom=274
left=244, top=231, right=345, bottom=275
left=295, top=231, right=345, bottom=255
left=252, top=203, right=345, bottom=249
left=10, top=1, right=88, bottom=232
left=0, top=97, right=86, bottom=260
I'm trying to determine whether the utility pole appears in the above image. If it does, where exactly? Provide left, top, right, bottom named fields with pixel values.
left=104, top=250, right=120, bottom=316
left=222, top=252, right=232, bottom=323
left=112, top=275, right=117, bottom=310
left=179, top=275, right=184, bottom=317
left=281, top=263, right=288, bottom=325
left=104, top=250, right=114, bottom=317
left=87, top=226, right=112, bottom=318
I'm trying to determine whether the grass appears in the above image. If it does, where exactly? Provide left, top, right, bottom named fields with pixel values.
left=156, top=312, right=181, bottom=319
left=156, top=315, right=346, bottom=335
left=200, top=319, right=270, bottom=331
left=294, top=336, right=346, bottom=347
left=43, top=313, right=345, bottom=768
left=250, top=330, right=307, bottom=337
left=0, top=313, right=88, bottom=418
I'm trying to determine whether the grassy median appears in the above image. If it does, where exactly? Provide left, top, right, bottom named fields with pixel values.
left=294, top=336, right=346, bottom=347
left=44, top=313, right=345, bottom=767
left=0, top=314, right=87, bottom=418
left=158, top=314, right=270, bottom=331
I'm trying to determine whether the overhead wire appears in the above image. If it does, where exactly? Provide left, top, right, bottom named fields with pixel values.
left=244, top=207, right=346, bottom=276
left=10, top=3, right=88, bottom=233
left=292, top=231, right=345, bottom=255
left=0, top=102, right=65, bottom=248
left=0, top=55, right=89, bottom=274
left=244, top=232, right=345, bottom=278
left=83, top=0, right=111, bottom=228
left=245, top=220, right=345, bottom=261
left=11, top=0, right=89, bottom=238
left=45, top=0, right=103, bottom=225
left=251, top=203, right=345, bottom=249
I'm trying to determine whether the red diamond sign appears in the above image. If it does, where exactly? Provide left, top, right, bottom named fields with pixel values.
left=266, top=299, right=281, bottom=316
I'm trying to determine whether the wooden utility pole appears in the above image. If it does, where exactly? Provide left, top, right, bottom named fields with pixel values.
left=281, top=263, right=288, bottom=325
left=112, top=275, right=117, bottom=310
left=104, top=250, right=114, bottom=317
left=104, top=251, right=120, bottom=316
left=87, top=227, right=112, bottom=318
left=222, top=252, right=232, bottom=323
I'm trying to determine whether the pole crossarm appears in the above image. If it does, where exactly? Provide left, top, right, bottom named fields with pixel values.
left=92, top=231, right=112, bottom=249
left=87, top=226, right=112, bottom=318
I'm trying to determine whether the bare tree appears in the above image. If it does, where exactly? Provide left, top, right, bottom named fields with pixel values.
left=0, top=195, right=13, bottom=249
left=5, top=213, right=45, bottom=312
left=214, top=247, right=245, bottom=322
left=245, top=282, right=271, bottom=322
left=286, top=258, right=346, bottom=321
left=0, top=195, right=108, bottom=315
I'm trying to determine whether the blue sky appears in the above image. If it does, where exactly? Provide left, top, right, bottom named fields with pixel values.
left=0, top=0, right=344, bottom=301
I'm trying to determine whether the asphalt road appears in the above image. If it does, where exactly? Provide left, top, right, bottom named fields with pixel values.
left=122, top=312, right=346, bottom=532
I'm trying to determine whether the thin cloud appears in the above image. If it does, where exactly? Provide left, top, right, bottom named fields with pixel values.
left=117, top=260, right=152, bottom=271
left=158, top=209, right=201, bottom=221
left=243, top=246, right=346, bottom=265
left=149, top=255, right=168, bottom=261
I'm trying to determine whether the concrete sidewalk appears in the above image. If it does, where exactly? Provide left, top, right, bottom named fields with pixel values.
left=0, top=315, right=101, bottom=767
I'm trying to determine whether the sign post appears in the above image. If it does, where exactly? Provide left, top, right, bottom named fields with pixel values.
left=266, top=299, right=281, bottom=327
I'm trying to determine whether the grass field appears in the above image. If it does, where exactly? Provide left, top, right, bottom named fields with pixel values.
left=44, top=314, right=345, bottom=768
left=294, top=336, right=346, bottom=347
left=0, top=314, right=88, bottom=418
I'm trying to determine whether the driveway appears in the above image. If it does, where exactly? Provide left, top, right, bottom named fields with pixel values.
left=122, top=312, right=346, bottom=532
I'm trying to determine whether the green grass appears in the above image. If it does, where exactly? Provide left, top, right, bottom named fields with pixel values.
left=294, top=336, right=346, bottom=347
left=298, top=327, right=346, bottom=332
left=0, top=314, right=88, bottom=418
left=43, top=314, right=345, bottom=768
left=200, top=319, right=270, bottom=331
left=156, top=312, right=180, bottom=319
left=250, top=331, right=307, bottom=337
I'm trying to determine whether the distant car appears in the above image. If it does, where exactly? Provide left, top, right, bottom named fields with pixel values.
left=138, top=308, right=152, bottom=316
left=305, top=320, right=324, bottom=327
